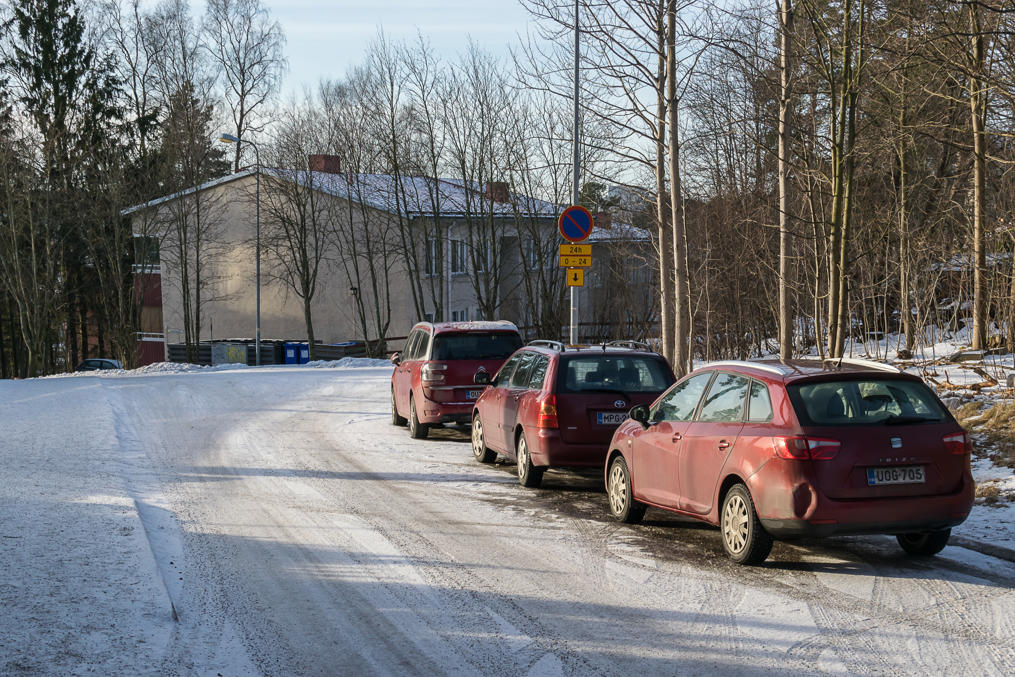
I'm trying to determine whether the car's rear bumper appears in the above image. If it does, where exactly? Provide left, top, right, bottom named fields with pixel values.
left=528, top=428, right=608, bottom=468
left=758, top=479, right=974, bottom=538
left=417, top=400, right=474, bottom=424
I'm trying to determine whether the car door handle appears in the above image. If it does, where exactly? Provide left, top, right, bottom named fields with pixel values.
left=671, top=432, right=682, bottom=442
left=717, top=440, right=731, bottom=450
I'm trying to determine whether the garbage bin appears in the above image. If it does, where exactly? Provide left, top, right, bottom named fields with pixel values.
left=298, top=343, right=310, bottom=364
left=284, top=342, right=299, bottom=365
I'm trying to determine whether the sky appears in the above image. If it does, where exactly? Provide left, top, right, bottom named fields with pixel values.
left=256, top=0, right=538, bottom=95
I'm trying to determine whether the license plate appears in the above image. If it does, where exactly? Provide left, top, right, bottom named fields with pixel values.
left=466, top=389, right=484, bottom=400
left=867, top=465, right=925, bottom=485
left=596, top=411, right=627, bottom=425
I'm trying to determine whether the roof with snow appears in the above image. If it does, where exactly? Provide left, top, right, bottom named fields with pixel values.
left=123, top=168, right=650, bottom=241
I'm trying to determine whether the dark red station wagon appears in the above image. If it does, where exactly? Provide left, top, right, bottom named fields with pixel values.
left=471, top=341, right=676, bottom=487
left=391, top=321, right=522, bottom=439
left=604, top=359, right=975, bottom=564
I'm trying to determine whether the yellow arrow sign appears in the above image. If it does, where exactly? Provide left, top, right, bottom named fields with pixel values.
left=559, top=255, right=592, bottom=268
left=559, top=244, right=591, bottom=256
left=566, top=268, right=585, bottom=286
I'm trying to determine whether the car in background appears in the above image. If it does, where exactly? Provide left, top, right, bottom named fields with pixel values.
left=471, top=340, right=676, bottom=487
left=391, top=321, right=522, bottom=439
left=604, top=358, right=975, bottom=564
left=74, top=358, right=123, bottom=372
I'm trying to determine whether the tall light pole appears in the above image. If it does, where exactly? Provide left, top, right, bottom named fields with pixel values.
left=571, top=0, right=580, bottom=346
left=219, top=132, right=262, bottom=366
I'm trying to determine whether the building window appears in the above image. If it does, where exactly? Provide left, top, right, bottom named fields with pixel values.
left=425, top=239, right=440, bottom=277
left=451, top=309, right=468, bottom=322
left=450, top=239, right=467, bottom=275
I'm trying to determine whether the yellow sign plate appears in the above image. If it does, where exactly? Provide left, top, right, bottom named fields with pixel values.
left=559, top=255, right=592, bottom=268
left=559, top=244, right=591, bottom=256
left=566, top=268, right=585, bottom=287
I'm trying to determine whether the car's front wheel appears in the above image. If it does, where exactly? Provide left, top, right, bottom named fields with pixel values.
left=516, top=432, right=543, bottom=488
left=897, top=529, right=950, bottom=556
left=472, top=414, right=495, bottom=463
left=391, top=387, right=407, bottom=426
left=607, top=455, right=645, bottom=523
left=408, top=395, right=429, bottom=440
left=720, top=484, right=773, bottom=565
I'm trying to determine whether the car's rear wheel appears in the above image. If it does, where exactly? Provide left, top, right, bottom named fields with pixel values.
left=720, top=484, right=773, bottom=565
left=391, top=388, right=407, bottom=426
left=471, top=414, right=495, bottom=463
left=516, top=432, right=543, bottom=488
left=408, top=395, right=429, bottom=440
left=896, top=529, right=950, bottom=557
left=607, top=455, right=645, bottom=524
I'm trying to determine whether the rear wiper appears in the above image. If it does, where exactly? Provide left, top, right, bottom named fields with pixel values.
left=883, top=414, right=939, bottom=425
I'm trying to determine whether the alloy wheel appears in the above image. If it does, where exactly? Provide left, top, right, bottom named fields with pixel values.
left=608, top=463, right=628, bottom=515
left=723, top=493, right=749, bottom=554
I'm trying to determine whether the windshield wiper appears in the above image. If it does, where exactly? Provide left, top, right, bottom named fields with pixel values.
left=883, top=414, right=939, bottom=425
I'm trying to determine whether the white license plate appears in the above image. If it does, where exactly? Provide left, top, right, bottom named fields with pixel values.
left=596, top=412, right=627, bottom=425
left=867, top=465, right=925, bottom=485
left=466, top=389, right=484, bottom=400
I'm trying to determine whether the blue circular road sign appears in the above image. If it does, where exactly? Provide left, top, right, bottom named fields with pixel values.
left=558, top=205, right=594, bottom=243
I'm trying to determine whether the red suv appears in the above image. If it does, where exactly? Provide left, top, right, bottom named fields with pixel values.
left=471, top=341, right=676, bottom=487
left=391, top=321, right=522, bottom=439
left=604, top=359, right=975, bottom=564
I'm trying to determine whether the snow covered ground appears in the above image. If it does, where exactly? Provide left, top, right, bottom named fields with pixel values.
left=2, top=359, right=1014, bottom=675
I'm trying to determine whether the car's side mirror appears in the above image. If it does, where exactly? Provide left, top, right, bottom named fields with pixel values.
left=473, top=371, right=491, bottom=386
left=389, top=352, right=401, bottom=366
left=630, top=404, right=650, bottom=429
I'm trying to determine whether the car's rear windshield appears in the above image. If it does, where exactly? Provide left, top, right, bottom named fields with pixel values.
left=432, top=332, right=522, bottom=360
left=787, top=378, right=950, bottom=426
left=557, top=354, right=675, bottom=394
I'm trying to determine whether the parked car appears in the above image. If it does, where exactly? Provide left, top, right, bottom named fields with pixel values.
left=391, top=321, right=522, bottom=439
left=471, top=340, right=676, bottom=487
left=74, top=358, right=123, bottom=371
left=604, top=358, right=975, bottom=564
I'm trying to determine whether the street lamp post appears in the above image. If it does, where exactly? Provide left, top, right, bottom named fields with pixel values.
left=219, top=133, right=261, bottom=366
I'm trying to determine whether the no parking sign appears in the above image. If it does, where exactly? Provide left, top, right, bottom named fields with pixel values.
left=558, top=205, right=594, bottom=243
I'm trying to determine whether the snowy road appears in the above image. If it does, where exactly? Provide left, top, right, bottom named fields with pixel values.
left=3, top=365, right=1015, bottom=675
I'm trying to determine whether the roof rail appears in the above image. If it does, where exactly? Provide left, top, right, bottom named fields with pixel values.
left=821, top=357, right=901, bottom=373
left=605, top=340, right=652, bottom=352
left=698, top=360, right=792, bottom=376
left=528, top=339, right=565, bottom=351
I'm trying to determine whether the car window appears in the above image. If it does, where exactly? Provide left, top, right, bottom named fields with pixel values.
left=528, top=356, right=549, bottom=390
left=747, top=381, right=773, bottom=422
left=403, top=331, right=420, bottom=360
left=698, top=372, right=750, bottom=423
left=432, top=332, right=522, bottom=360
left=509, top=351, right=538, bottom=387
left=493, top=354, right=522, bottom=386
left=557, top=355, right=675, bottom=394
left=788, top=378, right=949, bottom=426
left=414, top=332, right=431, bottom=360
left=653, top=372, right=713, bottom=422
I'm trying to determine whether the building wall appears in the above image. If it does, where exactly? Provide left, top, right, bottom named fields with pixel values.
left=133, top=174, right=419, bottom=346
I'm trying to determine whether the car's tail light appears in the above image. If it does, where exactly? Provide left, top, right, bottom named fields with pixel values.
left=942, top=431, right=972, bottom=455
left=772, top=436, right=841, bottom=461
left=421, top=363, right=447, bottom=383
left=536, top=394, right=558, bottom=429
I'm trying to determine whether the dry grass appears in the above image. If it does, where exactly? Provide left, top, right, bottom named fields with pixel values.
left=952, top=401, right=1015, bottom=469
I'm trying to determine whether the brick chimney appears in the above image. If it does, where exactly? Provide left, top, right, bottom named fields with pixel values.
left=308, top=154, right=342, bottom=174
left=594, top=212, right=612, bottom=229
left=485, top=181, right=510, bottom=203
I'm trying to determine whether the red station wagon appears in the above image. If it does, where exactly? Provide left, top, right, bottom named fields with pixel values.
left=604, top=359, right=975, bottom=564
left=391, top=321, right=522, bottom=439
left=471, top=341, right=676, bottom=487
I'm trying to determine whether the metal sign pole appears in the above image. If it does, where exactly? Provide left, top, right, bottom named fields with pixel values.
left=571, top=0, right=579, bottom=346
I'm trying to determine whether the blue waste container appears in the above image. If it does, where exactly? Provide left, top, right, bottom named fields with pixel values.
left=283, top=342, right=299, bottom=365
left=298, top=343, right=310, bottom=364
